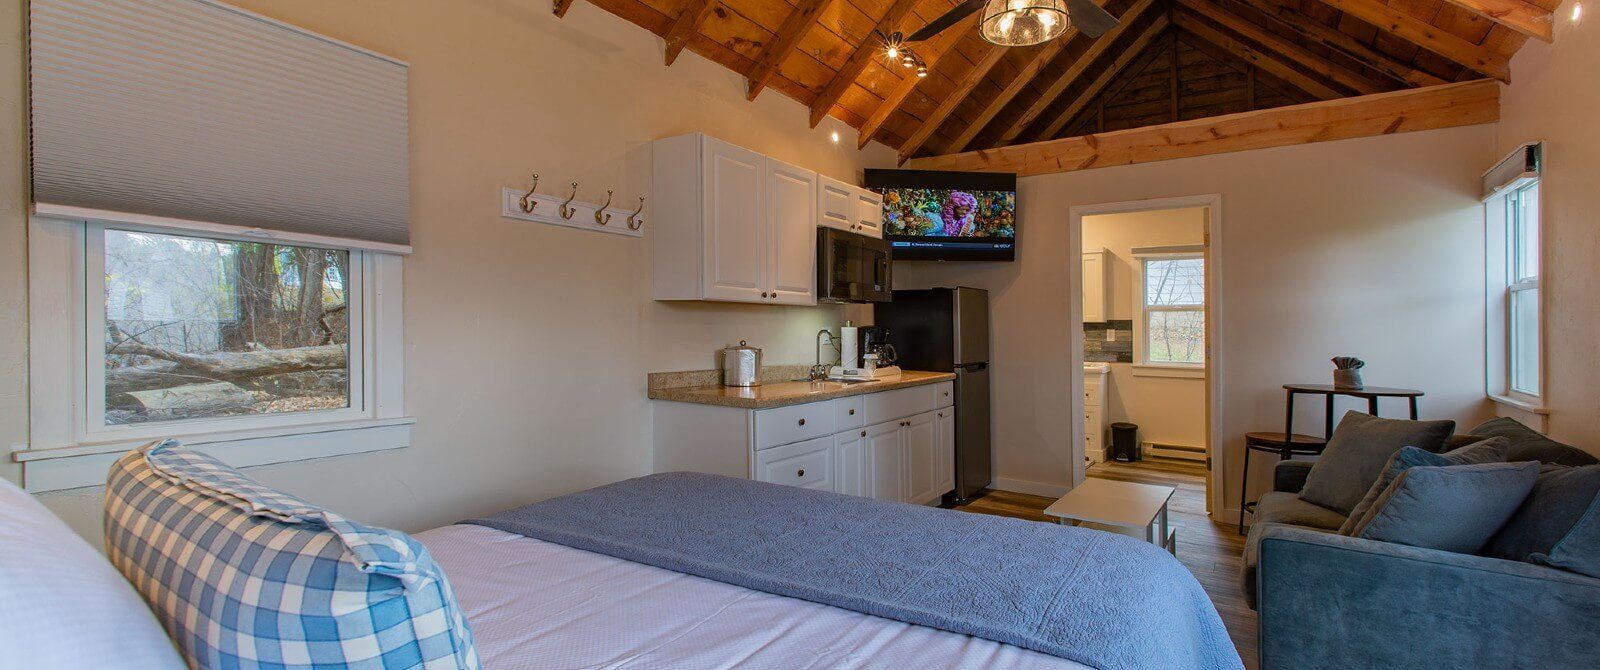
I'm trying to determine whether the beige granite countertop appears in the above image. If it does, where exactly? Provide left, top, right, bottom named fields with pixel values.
left=648, top=370, right=956, bottom=409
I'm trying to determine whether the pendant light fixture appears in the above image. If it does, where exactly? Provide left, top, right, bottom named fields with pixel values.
left=979, top=0, right=1070, bottom=47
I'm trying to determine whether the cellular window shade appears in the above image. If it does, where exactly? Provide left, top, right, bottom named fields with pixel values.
left=1482, top=143, right=1541, bottom=200
left=28, top=0, right=410, bottom=247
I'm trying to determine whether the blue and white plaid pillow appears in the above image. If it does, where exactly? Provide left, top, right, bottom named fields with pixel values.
left=104, top=440, right=480, bottom=669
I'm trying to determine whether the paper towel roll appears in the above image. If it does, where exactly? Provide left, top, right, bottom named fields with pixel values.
left=840, top=325, right=859, bottom=369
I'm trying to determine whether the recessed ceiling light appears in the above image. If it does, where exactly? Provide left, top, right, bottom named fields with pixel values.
left=1572, top=2, right=1583, bottom=24
left=830, top=130, right=841, bottom=144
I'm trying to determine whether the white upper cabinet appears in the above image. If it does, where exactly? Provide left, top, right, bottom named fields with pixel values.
left=854, top=189, right=884, bottom=238
left=816, top=174, right=884, bottom=239
left=766, top=158, right=818, bottom=305
left=652, top=133, right=818, bottom=305
left=1082, top=248, right=1109, bottom=323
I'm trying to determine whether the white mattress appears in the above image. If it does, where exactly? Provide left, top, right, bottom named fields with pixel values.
left=417, top=524, right=1088, bottom=670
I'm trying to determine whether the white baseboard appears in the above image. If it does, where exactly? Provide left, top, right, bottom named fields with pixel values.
left=991, top=477, right=1070, bottom=498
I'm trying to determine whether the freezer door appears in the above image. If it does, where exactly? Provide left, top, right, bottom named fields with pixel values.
left=954, top=363, right=992, bottom=499
left=953, top=287, right=989, bottom=366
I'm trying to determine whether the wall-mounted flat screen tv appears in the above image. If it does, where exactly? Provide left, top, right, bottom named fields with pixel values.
left=864, top=168, right=1017, bottom=262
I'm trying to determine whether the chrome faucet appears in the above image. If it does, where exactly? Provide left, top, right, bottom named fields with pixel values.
left=812, top=329, right=837, bottom=381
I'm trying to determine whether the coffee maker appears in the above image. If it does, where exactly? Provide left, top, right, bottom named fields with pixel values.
left=829, top=325, right=902, bottom=381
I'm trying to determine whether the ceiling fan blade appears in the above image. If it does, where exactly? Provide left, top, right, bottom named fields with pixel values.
left=1065, top=0, right=1119, bottom=38
left=906, top=0, right=986, bottom=42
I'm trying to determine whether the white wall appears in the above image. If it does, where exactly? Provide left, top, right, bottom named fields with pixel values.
left=1495, top=2, right=1600, bottom=452
left=1082, top=208, right=1208, bottom=451
left=0, top=0, right=894, bottom=542
left=896, top=126, right=1498, bottom=513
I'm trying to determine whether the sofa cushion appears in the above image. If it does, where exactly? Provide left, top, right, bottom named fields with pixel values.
left=1255, top=491, right=1348, bottom=530
left=105, top=440, right=480, bottom=670
left=1484, top=464, right=1600, bottom=578
left=0, top=475, right=184, bottom=670
left=1349, top=461, right=1540, bottom=554
left=1339, top=440, right=1509, bottom=535
left=1299, top=411, right=1456, bottom=515
left=1469, top=417, right=1598, bottom=466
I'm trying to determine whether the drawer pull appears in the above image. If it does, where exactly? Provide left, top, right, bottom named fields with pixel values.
left=860, top=431, right=867, bottom=437
left=797, top=469, right=806, bottom=477
left=848, top=409, right=856, bottom=415
left=798, top=418, right=806, bottom=426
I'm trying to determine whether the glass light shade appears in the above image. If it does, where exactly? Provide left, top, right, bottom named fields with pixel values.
left=979, top=0, right=1070, bottom=46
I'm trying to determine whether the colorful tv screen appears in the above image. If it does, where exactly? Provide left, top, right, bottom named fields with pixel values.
left=864, top=169, right=1017, bottom=261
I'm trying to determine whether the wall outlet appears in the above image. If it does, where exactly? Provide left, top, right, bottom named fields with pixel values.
left=1104, top=328, right=1116, bottom=342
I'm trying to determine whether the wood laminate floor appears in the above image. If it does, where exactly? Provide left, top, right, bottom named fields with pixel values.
left=949, top=458, right=1258, bottom=670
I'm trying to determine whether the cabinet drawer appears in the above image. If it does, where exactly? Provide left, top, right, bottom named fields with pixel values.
left=755, top=400, right=836, bottom=450
left=1084, top=380, right=1102, bottom=407
left=862, top=384, right=937, bottom=425
left=754, top=436, right=834, bottom=491
left=933, top=381, right=954, bottom=408
left=835, top=396, right=864, bottom=430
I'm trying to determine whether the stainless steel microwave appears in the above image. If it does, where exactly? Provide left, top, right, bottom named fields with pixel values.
left=817, top=228, right=892, bottom=304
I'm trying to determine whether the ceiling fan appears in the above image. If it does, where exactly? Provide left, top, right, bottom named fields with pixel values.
left=908, top=0, right=1120, bottom=47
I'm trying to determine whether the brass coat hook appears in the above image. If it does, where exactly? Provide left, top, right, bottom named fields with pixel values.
left=595, top=190, right=614, bottom=225
left=518, top=173, right=540, bottom=213
left=559, top=182, right=578, bottom=220
left=628, top=197, right=646, bottom=230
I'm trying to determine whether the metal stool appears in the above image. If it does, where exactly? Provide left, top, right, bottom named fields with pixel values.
left=1238, top=431, right=1327, bottom=534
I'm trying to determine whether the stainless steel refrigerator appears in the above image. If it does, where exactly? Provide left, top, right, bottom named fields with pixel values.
left=875, top=287, right=991, bottom=501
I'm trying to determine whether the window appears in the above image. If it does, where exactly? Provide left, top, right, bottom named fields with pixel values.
left=1505, top=181, right=1541, bottom=397
left=97, top=229, right=358, bottom=427
left=1135, top=251, right=1205, bottom=372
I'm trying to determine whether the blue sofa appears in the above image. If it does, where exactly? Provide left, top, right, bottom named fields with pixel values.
left=1246, top=421, right=1600, bottom=669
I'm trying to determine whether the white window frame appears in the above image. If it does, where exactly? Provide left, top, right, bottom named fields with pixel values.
left=16, top=208, right=411, bottom=492
left=1132, top=247, right=1206, bottom=378
left=1485, top=175, right=1547, bottom=414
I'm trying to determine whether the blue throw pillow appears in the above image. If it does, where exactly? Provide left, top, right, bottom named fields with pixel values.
left=1348, top=461, right=1540, bottom=554
left=1339, top=439, right=1509, bottom=535
left=104, top=440, right=480, bottom=670
left=1483, top=464, right=1600, bottom=577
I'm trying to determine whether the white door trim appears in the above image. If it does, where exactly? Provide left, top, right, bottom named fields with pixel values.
left=1067, top=194, right=1226, bottom=517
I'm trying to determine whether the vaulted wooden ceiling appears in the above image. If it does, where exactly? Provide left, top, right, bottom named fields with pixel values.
left=569, top=0, right=1550, bottom=164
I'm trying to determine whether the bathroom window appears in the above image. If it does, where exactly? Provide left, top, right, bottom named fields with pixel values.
left=1134, top=251, right=1205, bottom=374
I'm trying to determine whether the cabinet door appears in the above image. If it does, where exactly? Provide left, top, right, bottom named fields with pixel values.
left=854, top=187, right=884, bottom=239
left=766, top=157, right=818, bottom=305
left=833, top=429, right=868, bottom=497
left=1082, top=251, right=1105, bottom=323
left=817, top=175, right=854, bottom=232
left=754, top=436, right=834, bottom=492
left=864, top=419, right=903, bottom=502
left=935, top=408, right=955, bottom=495
left=702, top=139, right=766, bottom=302
left=903, top=411, right=939, bottom=505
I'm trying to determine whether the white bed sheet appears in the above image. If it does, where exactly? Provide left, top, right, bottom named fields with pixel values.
left=417, top=524, right=1089, bottom=670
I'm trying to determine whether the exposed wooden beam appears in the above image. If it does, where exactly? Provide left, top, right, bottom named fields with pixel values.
left=1176, top=0, right=1389, bottom=95
left=554, top=0, right=578, bottom=18
left=1173, top=10, right=1342, bottom=100
left=905, top=79, right=1498, bottom=175
left=662, top=0, right=720, bottom=67
left=1035, top=15, right=1171, bottom=140
left=1440, top=0, right=1553, bottom=42
left=857, top=14, right=977, bottom=149
left=809, top=0, right=922, bottom=128
left=1226, top=0, right=1446, bottom=87
left=943, top=29, right=1078, bottom=154
left=1312, top=0, right=1512, bottom=81
left=746, top=0, right=835, bottom=101
left=995, top=0, right=1160, bottom=146
left=897, top=41, right=1009, bottom=160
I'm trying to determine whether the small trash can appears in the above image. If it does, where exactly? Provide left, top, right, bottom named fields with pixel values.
left=1110, top=422, right=1140, bottom=462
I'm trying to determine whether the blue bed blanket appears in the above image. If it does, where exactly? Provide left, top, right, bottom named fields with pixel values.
left=465, top=472, right=1240, bottom=670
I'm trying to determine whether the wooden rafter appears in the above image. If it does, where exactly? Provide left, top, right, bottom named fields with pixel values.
left=554, top=0, right=577, bottom=18
left=1225, top=0, right=1446, bottom=87
left=1176, top=0, right=1389, bottom=95
left=1035, top=15, right=1172, bottom=141
left=1177, top=27, right=1321, bottom=103
left=809, top=0, right=922, bottom=128
left=1440, top=0, right=1553, bottom=42
left=1173, top=10, right=1342, bottom=99
left=943, top=32, right=1078, bottom=154
left=994, top=0, right=1160, bottom=147
left=897, top=41, right=1009, bottom=160
left=857, top=14, right=977, bottom=149
left=662, top=0, right=720, bottom=67
left=904, top=79, right=1498, bottom=175
left=1312, top=0, right=1512, bottom=81
left=746, top=0, right=835, bottom=101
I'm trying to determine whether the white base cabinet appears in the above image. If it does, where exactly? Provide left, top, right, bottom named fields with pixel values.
left=654, top=382, right=955, bottom=505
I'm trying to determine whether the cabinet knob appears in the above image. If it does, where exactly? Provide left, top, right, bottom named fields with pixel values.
left=937, top=412, right=944, bottom=417
left=848, top=409, right=855, bottom=415
left=798, top=418, right=806, bottom=426
left=861, top=431, right=867, bottom=437
left=797, top=469, right=806, bottom=477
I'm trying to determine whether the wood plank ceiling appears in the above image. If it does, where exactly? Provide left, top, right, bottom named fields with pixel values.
left=573, top=0, right=1550, bottom=163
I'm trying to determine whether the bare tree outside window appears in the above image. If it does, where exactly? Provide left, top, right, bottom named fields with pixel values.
left=1142, top=256, right=1204, bottom=365
left=103, top=229, right=351, bottom=425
